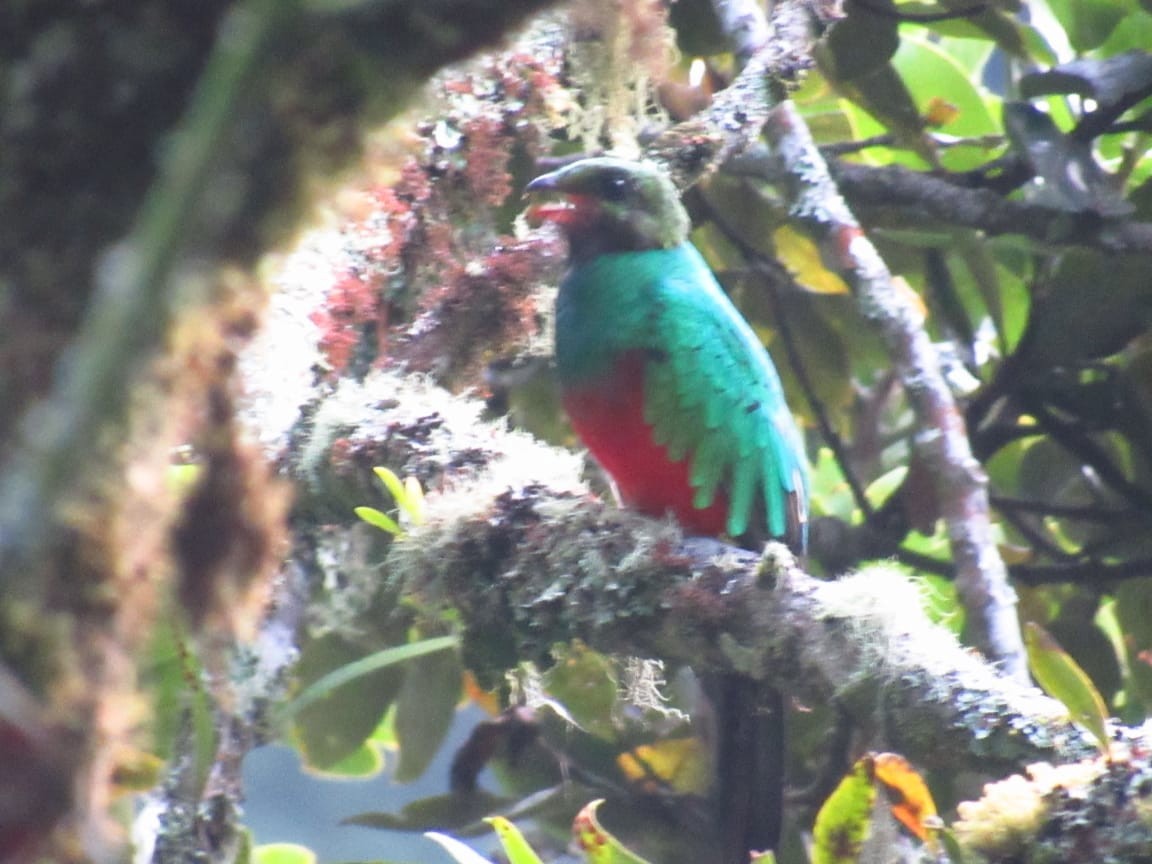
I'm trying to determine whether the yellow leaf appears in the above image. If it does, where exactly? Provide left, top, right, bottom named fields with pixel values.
left=373, top=466, right=407, bottom=504
left=924, top=97, right=960, bottom=128
left=616, top=737, right=710, bottom=795
left=403, top=475, right=426, bottom=524
left=772, top=225, right=850, bottom=295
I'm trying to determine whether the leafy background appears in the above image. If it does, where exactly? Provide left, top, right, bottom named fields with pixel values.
left=5, top=0, right=1152, bottom=861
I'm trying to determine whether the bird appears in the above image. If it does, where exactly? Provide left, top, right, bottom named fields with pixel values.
left=526, top=156, right=809, bottom=862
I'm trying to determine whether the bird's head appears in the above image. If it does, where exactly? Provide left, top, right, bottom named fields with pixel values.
left=526, top=157, right=690, bottom=262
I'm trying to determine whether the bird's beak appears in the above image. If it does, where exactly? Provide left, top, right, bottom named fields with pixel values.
left=525, top=171, right=561, bottom=193
left=525, top=169, right=584, bottom=227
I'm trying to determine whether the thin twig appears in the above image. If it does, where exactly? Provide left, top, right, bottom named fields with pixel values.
left=826, top=160, right=1152, bottom=256
left=992, top=495, right=1144, bottom=524
left=996, top=508, right=1078, bottom=563
left=1025, top=400, right=1152, bottom=512
left=727, top=148, right=1152, bottom=256
left=822, top=133, right=1005, bottom=157
left=1011, top=556, right=1152, bottom=587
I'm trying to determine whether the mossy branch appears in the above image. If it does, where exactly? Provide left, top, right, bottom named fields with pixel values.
left=387, top=476, right=1095, bottom=774
left=284, top=370, right=1095, bottom=774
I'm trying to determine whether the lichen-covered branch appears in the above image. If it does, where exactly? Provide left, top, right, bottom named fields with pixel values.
left=386, top=467, right=1094, bottom=774
left=760, top=101, right=1029, bottom=683
left=644, top=0, right=826, bottom=188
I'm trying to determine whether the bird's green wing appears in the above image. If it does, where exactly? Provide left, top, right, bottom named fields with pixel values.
left=641, top=246, right=808, bottom=544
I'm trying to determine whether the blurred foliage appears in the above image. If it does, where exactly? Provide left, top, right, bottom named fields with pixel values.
left=246, top=0, right=1152, bottom=862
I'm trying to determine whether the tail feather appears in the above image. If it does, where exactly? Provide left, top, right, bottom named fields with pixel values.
left=710, top=674, right=785, bottom=864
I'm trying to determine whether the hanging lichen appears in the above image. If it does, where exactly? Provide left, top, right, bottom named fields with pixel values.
left=566, top=0, right=675, bottom=156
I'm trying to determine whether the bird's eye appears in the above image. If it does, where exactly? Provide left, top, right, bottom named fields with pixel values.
left=600, top=173, right=630, bottom=201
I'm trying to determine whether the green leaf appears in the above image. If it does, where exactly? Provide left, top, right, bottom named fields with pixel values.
left=1024, top=622, right=1111, bottom=755
left=1019, top=250, right=1152, bottom=375
left=1046, top=0, right=1132, bottom=53
left=394, top=645, right=464, bottom=782
left=864, top=466, right=907, bottom=512
left=572, top=800, right=654, bottom=864
left=808, top=447, right=856, bottom=523
left=1099, top=9, right=1152, bottom=55
left=288, top=636, right=404, bottom=771
left=355, top=506, right=403, bottom=535
left=308, top=740, right=385, bottom=779
left=540, top=642, right=620, bottom=740
left=812, top=756, right=877, bottom=864
left=282, top=636, right=458, bottom=723
left=373, top=466, right=408, bottom=507
left=891, top=36, right=1003, bottom=170
left=253, top=844, right=318, bottom=864
left=284, top=636, right=456, bottom=772
left=1048, top=600, right=1122, bottom=708
left=836, top=65, right=934, bottom=167
left=347, top=790, right=512, bottom=832
left=835, top=33, right=1003, bottom=171
left=485, top=816, right=544, bottom=864
left=814, top=0, right=899, bottom=82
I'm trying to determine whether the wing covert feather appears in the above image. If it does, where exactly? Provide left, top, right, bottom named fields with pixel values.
left=640, top=246, right=808, bottom=543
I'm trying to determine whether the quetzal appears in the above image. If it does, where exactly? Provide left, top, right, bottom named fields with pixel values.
left=527, top=157, right=809, bottom=860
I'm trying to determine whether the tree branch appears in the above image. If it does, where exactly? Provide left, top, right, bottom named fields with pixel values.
left=387, top=471, right=1095, bottom=773
left=757, top=102, right=1029, bottom=681
left=828, top=160, right=1152, bottom=256
left=644, top=0, right=823, bottom=187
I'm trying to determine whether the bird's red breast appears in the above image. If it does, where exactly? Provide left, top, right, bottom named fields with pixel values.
left=561, top=350, right=728, bottom=535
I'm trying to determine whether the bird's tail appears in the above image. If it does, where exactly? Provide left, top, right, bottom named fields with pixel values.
left=710, top=674, right=785, bottom=864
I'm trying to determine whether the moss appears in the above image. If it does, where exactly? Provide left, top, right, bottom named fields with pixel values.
left=955, top=757, right=1152, bottom=863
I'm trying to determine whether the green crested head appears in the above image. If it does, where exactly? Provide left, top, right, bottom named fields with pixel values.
left=526, top=157, right=690, bottom=262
